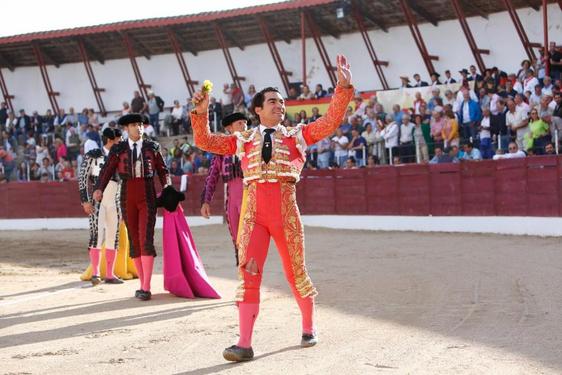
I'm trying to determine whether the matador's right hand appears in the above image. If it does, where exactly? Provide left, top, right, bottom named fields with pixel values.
left=93, top=189, right=103, bottom=202
left=192, top=90, right=210, bottom=115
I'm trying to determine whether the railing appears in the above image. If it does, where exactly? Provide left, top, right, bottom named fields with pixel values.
left=1, top=156, right=562, bottom=219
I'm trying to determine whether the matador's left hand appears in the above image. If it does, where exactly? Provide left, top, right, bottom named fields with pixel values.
left=336, top=54, right=352, bottom=88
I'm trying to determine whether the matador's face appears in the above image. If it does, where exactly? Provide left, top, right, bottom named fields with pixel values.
left=256, top=91, right=285, bottom=124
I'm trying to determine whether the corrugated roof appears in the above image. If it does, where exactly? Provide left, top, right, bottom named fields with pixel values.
left=0, top=0, right=335, bottom=45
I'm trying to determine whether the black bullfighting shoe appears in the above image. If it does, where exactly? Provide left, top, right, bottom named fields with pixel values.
left=301, top=332, right=318, bottom=347
left=134, top=289, right=142, bottom=298
left=91, top=276, right=102, bottom=286
left=222, top=345, right=254, bottom=362
left=138, top=290, right=152, bottom=301
left=104, top=277, right=124, bottom=284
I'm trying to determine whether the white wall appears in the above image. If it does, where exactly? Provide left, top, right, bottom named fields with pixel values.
left=2, top=4, right=561, bottom=113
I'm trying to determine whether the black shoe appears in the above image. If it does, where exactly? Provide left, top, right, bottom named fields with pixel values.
left=138, top=290, right=152, bottom=301
left=91, top=276, right=101, bottom=286
left=222, top=345, right=254, bottom=362
left=301, top=332, right=318, bottom=347
left=104, top=277, right=124, bottom=284
left=134, top=289, right=142, bottom=298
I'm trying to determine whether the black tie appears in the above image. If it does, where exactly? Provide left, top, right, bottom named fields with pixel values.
left=132, top=143, right=138, bottom=168
left=262, top=128, right=275, bottom=164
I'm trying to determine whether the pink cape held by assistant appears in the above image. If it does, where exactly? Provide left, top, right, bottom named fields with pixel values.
left=162, top=204, right=220, bottom=299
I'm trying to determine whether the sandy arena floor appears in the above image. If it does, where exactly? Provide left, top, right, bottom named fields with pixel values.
left=1, top=225, right=561, bottom=374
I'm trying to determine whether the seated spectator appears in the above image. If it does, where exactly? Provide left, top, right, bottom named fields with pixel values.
left=366, top=155, right=376, bottom=168
left=344, top=156, right=358, bottom=169
left=30, top=162, right=41, bottom=181
left=308, top=107, right=321, bottom=123
left=430, top=72, right=442, bottom=86
left=460, top=142, right=483, bottom=160
left=443, top=70, right=456, bottom=84
left=493, top=142, right=526, bottom=159
left=412, top=73, right=428, bottom=87
left=314, top=84, right=327, bottom=99
left=60, top=160, right=76, bottom=181
left=169, top=160, right=184, bottom=176
left=544, top=142, right=556, bottom=155
left=287, top=86, right=299, bottom=100
left=400, top=75, right=412, bottom=88
left=429, top=146, right=458, bottom=164
left=37, top=157, right=54, bottom=180
left=298, top=85, right=314, bottom=100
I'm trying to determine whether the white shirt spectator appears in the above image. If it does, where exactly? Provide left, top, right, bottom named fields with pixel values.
left=489, top=94, right=501, bottom=115
left=506, top=109, right=529, bottom=148
left=516, top=101, right=530, bottom=115
left=493, top=150, right=526, bottom=160
left=530, top=93, right=542, bottom=109
left=456, top=89, right=478, bottom=104
left=400, top=122, right=415, bottom=144
left=480, top=116, right=491, bottom=139
left=332, top=135, right=349, bottom=158
left=523, top=76, right=539, bottom=94
left=381, top=122, right=399, bottom=148
left=171, top=106, right=183, bottom=121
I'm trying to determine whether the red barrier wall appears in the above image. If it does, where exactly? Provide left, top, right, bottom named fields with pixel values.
left=1, top=156, right=561, bottom=219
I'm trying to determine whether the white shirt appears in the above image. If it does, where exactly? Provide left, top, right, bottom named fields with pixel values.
left=506, top=109, right=529, bottom=137
left=516, top=102, right=530, bottom=115
left=480, top=116, right=491, bottom=139
left=489, top=94, right=500, bottom=115
left=171, top=106, right=183, bottom=120
left=258, top=124, right=281, bottom=138
left=400, top=123, right=415, bottom=144
left=331, top=135, right=349, bottom=157
left=462, top=101, right=471, bottom=123
left=493, top=150, right=526, bottom=160
left=523, top=77, right=539, bottom=94
left=382, top=122, right=399, bottom=148
left=128, top=138, right=143, bottom=178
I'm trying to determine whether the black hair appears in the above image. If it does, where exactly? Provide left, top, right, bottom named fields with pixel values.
left=250, top=87, right=282, bottom=120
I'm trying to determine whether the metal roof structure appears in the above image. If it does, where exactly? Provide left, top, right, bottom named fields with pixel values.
left=0, top=0, right=554, bottom=70
left=0, top=0, right=558, bottom=114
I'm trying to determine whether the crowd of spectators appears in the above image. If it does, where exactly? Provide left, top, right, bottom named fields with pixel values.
left=1, top=42, right=561, bottom=182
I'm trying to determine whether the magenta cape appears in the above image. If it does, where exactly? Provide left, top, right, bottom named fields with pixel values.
left=162, top=205, right=221, bottom=299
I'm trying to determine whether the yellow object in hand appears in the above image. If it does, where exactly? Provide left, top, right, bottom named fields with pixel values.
left=202, top=80, right=213, bottom=93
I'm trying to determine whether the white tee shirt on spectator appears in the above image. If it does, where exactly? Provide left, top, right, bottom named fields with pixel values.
left=332, top=135, right=349, bottom=157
